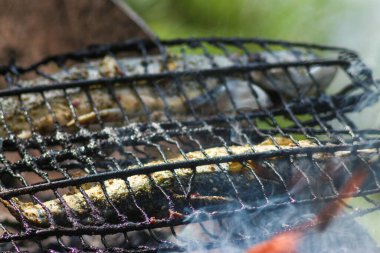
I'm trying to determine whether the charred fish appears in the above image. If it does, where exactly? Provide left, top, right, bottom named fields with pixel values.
left=3, top=138, right=375, bottom=228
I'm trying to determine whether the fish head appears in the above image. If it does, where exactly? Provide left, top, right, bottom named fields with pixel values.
left=249, top=50, right=338, bottom=98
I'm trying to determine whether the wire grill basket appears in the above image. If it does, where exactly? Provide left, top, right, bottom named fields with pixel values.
left=0, top=37, right=379, bottom=252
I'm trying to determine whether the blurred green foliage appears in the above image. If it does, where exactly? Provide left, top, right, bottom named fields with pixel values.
left=126, top=0, right=346, bottom=43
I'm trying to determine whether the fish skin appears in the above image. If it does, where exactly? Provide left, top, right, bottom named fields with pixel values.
left=4, top=137, right=377, bottom=228
left=250, top=50, right=337, bottom=97
left=2, top=138, right=307, bottom=227
left=0, top=56, right=231, bottom=137
left=1, top=144, right=277, bottom=227
left=0, top=50, right=336, bottom=138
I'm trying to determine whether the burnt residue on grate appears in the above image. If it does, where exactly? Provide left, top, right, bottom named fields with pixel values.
left=0, top=38, right=379, bottom=252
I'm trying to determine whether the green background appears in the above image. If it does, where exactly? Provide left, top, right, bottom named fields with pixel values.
left=125, top=0, right=344, bottom=41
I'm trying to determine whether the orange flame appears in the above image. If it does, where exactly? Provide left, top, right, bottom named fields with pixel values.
left=246, top=230, right=302, bottom=253
left=245, top=168, right=368, bottom=253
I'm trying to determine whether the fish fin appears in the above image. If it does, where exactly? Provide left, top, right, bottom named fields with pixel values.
left=0, top=197, right=24, bottom=224
left=0, top=197, right=13, bottom=210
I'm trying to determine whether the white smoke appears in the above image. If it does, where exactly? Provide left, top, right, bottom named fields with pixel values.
left=163, top=203, right=379, bottom=253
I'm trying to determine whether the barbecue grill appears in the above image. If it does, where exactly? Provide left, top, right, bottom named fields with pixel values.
left=0, top=37, right=379, bottom=252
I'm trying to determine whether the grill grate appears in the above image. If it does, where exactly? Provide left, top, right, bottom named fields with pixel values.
left=0, top=37, right=379, bottom=252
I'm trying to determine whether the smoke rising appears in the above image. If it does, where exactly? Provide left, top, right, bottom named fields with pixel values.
left=167, top=204, right=379, bottom=253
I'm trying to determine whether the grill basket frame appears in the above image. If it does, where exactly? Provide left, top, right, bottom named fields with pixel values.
left=0, top=37, right=378, bottom=252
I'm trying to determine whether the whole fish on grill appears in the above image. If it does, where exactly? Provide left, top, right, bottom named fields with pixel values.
left=0, top=50, right=336, bottom=138
left=3, top=137, right=376, bottom=228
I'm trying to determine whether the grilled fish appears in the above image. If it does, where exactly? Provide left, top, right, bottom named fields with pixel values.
left=1, top=143, right=277, bottom=227
left=0, top=50, right=336, bottom=138
left=1, top=56, right=272, bottom=138
left=3, top=138, right=375, bottom=228
left=250, top=50, right=337, bottom=97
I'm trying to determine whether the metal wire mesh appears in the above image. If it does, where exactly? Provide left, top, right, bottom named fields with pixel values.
left=0, top=37, right=379, bottom=252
